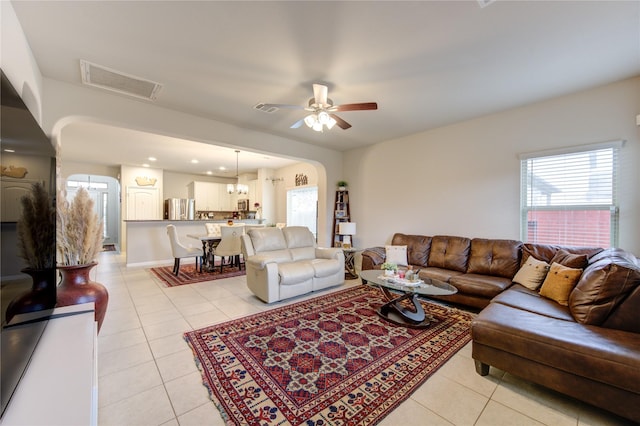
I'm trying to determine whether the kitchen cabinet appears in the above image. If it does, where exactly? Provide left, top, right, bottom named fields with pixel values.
left=188, top=181, right=218, bottom=211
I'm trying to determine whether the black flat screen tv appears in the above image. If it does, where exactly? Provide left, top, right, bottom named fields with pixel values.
left=0, top=69, right=56, bottom=417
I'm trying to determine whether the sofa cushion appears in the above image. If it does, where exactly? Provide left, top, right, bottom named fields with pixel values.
left=539, top=262, right=583, bottom=306
left=449, top=273, right=512, bottom=299
left=569, top=249, right=640, bottom=332
left=467, top=238, right=522, bottom=279
left=521, top=243, right=602, bottom=267
left=391, top=233, right=432, bottom=267
left=311, top=258, right=342, bottom=278
left=491, top=285, right=574, bottom=321
left=421, top=267, right=464, bottom=283
left=247, top=250, right=292, bottom=268
left=385, top=245, right=408, bottom=266
left=248, top=228, right=287, bottom=253
left=551, top=249, right=589, bottom=269
left=283, top=226, right=316, bottom=249
left=512, top=256, right=550, bottom=291
left=278, top=262, right=315, bottom=285
left=290, top=247, right=316, bottom=261
left=428, top=235, right=471, bottom=272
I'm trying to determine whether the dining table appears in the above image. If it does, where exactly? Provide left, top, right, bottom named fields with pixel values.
left=187, top=233, right=222, bottom=272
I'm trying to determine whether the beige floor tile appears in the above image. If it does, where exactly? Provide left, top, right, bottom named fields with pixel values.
left=98, top=385, right=175, bottom=426
left=177, top=402, right=227, bottom=426
left=175, top=300, right=217, bottom=316
left=491, top=374, right=579, bottom=425
left=212, top=296, right=265, bottom=318
left=143, top=316, right=193, bottom=340
left=139, top=307, right=183, bottom=327
left=98, top=360, right=163, bottom=407
left=184, top=307, right=230, bottom=329
left=98, top=327, right=146, bottom=355
left=379, top=398, right=453, bottom=425
left=436, top=353, right=501, bottom=398
left=98, top=341, right=154, bottom=377
left=155, top=348, right=200, bottom=382
left=148, top=332, right=191, bottom=359
left=475, top=400, right=545, bottom=426
left=99, top=307, right=141, bottom=336
left=410, top=373, right=488, bottom=425
left=164, top=371, right=211, bottom=415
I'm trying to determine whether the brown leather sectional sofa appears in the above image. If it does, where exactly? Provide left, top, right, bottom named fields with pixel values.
left=361, top=233, right=640, bottom=421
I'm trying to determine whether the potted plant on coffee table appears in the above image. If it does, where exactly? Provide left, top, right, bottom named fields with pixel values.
left=56, top=187, right=109, bottom=333
left=380, top=262, right=398, bottom=276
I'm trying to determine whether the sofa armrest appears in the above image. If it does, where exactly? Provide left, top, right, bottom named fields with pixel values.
left=315, top=247, right=343, bottom=260
left=362, top=247, right=386, bottom=270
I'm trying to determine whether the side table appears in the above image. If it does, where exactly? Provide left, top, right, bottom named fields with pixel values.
left=342, top=247, right=362, bottom=279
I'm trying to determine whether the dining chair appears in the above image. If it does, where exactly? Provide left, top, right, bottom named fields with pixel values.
left=216, top=225, right=244, bottom=272
left=166, top=224, right=204, bottom=276
left=204, top=222, right=221, bottom=237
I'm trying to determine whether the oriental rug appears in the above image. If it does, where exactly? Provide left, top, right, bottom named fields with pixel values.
left=149, top=264, right=246, bottom=287
left=184, top=285, right=474, bottom=425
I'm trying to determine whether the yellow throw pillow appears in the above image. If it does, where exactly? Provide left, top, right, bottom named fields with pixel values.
left=539, top=262, right=583, bottom=306
left=512, top=256, right=550, bottom=291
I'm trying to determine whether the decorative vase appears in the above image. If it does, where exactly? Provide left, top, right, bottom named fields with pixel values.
left=56, top=262, right=109, bottom=333
left=5, top=268, right=57, bottom=324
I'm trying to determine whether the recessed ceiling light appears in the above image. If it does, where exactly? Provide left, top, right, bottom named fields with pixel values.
left=148, top=157, right=157, bottom=161
left=4, top=149, right=15, bottom=153
left=142, top=163, right=150, bottom=167
left=206, top=171, right=213, bottom=175
left=219, top=166, right=226, bottom=171
left=191, top=159, right=199, bottom=164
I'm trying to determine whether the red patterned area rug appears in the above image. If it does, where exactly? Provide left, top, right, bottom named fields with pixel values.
left=184, top=285, right=474, bottom=425
left=149, top=264, right=246, bottom=287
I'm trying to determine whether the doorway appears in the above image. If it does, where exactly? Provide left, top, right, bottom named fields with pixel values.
left=66, top=174, right=120, bottom=247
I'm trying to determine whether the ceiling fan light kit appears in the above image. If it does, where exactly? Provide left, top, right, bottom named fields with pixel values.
left=261, top=83, right=377, bottom=132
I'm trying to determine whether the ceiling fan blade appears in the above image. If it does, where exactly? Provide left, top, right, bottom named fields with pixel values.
left=331, top=102, right=378, bottom=112
left=329, top=114, right=352, bottom=130
left=290, top=118, right=304, bottom=129
left=260, top=103, right=306, bottom=110
left=312, top=84, right=329, bottom=107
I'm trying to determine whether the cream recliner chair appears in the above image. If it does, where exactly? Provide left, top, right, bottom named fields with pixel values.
left=241, top=226, right=345, bottom=303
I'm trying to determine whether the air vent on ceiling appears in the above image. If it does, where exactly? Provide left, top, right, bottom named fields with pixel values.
left=80, top=60, right=163, bottom=101
left=477, top=0, right=497, bottom=7
left=253, top=103, right=279, bottom=113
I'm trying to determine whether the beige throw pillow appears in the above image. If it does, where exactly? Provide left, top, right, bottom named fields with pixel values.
left=385, top=245, right=408, bottom=266
left=512, top=256, right=550, bottom=291
left=539, top=262, right=583, bottom=306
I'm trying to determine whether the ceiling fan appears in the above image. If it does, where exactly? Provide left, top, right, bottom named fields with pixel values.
left=260, top=84, right=378, bottom=132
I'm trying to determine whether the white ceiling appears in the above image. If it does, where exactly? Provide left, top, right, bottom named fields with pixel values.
left=10, top=1, right=640, bottom=175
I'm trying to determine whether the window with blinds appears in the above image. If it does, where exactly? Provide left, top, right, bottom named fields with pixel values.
left=520, top=141, right=622, bottom=248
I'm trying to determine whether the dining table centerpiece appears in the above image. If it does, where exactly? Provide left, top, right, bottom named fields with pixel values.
left=5, top=183, right=57, bottom=323
left=56, top=187, right=109, bottom=332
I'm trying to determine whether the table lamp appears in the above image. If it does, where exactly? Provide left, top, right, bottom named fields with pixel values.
left=338, top=222, right=356, bottom=248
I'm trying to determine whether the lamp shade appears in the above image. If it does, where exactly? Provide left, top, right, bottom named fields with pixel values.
left=338, top=222, right=356, bottom=235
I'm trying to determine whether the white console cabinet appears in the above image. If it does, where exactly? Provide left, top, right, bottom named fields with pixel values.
left=0, top=303, right=98, bottom=425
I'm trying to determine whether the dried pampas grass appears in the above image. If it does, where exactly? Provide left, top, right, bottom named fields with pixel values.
left=17, top=183, right=56, bottom=269
left=57, top=187, right=104, bottom=266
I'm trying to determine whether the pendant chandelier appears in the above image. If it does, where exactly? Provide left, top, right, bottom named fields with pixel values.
left=227, top=150, right=248, bottom=195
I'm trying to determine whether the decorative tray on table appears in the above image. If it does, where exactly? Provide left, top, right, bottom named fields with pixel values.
left=377, top=275, right=424, bottom=287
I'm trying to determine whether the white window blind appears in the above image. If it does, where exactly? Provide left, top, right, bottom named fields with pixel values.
left=520, top=141, right=621, bottom=248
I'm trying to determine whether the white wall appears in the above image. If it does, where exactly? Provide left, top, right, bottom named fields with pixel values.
left=346, top=76, right=640, bottom=255
left=271, top=162, right=319, bottom=225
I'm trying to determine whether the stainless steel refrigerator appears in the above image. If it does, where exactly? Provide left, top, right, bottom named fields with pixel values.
left=164, top=198, right=195, bottom=220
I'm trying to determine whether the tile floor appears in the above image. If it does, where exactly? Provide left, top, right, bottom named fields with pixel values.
left=95, top=251, right=633, bottom=425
